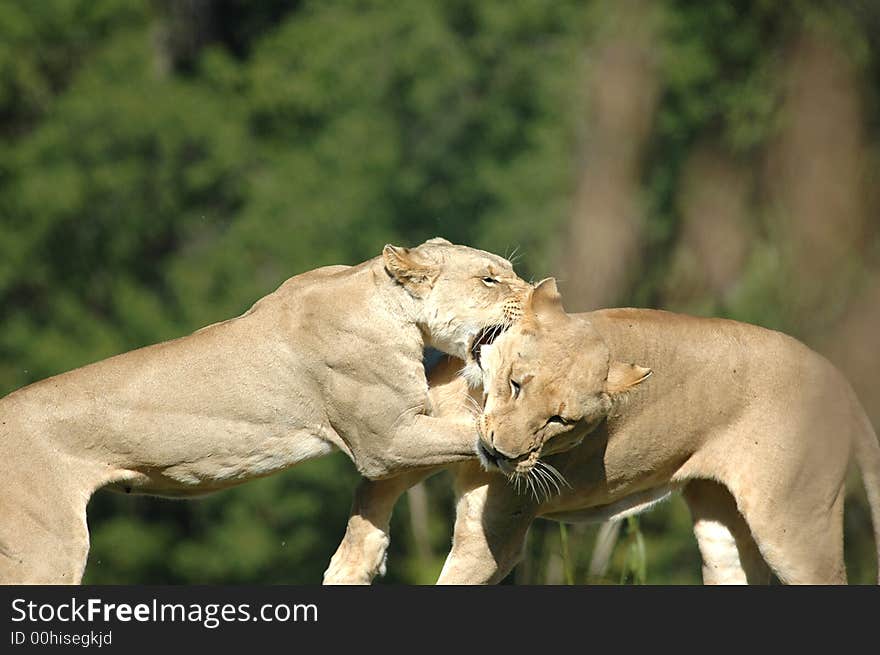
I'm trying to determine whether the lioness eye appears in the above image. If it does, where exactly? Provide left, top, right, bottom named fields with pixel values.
left=482, top=276, right=499, bottom=285
left=510, top=379, right=521, bottom=398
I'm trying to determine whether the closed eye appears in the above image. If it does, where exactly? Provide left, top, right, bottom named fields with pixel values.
left=510, top=379, right=521, bottom=398
left=481, top=276, right=500, bottom=285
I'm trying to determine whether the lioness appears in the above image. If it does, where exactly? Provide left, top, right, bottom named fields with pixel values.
left=328, top=279, right=880, bottom=584
left=0, top=238, right=530, bottom=584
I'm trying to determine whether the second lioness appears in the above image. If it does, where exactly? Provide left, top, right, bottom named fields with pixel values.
left=328, top=279, right=880, bottom=584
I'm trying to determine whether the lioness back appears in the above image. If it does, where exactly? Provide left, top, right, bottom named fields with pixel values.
left=588, top=307, right=849, bottom=407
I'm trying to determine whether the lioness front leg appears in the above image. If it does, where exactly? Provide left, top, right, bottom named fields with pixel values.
left=0, top=482, right=91, bottom=584
left=358, top=414, right=480, bottom=479
left=436, top=463, right=534, bottom=585
left=323, top=469, right=437, bottom=584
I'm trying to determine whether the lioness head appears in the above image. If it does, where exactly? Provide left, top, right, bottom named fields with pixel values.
left=383, top=237, right=531, bottom=385
left=475, top=278, right=651, bottom=490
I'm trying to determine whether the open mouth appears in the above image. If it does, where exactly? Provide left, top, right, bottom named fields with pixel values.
left=468, top=324, right=508, bottom=369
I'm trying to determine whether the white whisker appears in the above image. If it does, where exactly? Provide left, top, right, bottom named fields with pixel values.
left=540, top=460, right=571, bottom=490
left=462, top=394, right=482, bottom=410
left=525, top=473, right=538, bottom=502
left=539, top=467, right=555, bottom=501
left=535, top=462, right=561, bottom=496
left=510, top=471, right=524, bottom=496
left=531, top=475, right=541, bottom=503
left=530, top=467, right=550, bottom=503
left=391, top=403, right=425, bottom=430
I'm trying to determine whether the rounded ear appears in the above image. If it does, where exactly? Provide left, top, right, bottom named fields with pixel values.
left=424, top=237, right=452, bottom=246
left=382, top=244, right=438, bottom=297
left=529, top=277, right=566, bottom=319
left=606, top=362, right=652, bottom=395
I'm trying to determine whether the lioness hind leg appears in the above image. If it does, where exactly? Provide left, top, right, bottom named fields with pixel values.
left=739, top=483, right=847, bottom=585
left=682, top=479, right=772, bottom=585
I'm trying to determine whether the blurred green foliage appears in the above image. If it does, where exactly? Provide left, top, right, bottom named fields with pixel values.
left=1, top=0, right=877, bottom=583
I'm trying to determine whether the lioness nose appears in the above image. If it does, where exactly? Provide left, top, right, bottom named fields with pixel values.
left=479, top=439, right=513, bottom=463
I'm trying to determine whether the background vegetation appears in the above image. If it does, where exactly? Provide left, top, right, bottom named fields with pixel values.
left=1, top=0, right=877, bottom=583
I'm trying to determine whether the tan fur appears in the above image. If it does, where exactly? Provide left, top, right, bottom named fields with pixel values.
left=450, top=283, right=880, bottom=584
left=328, top=281, right=880, bottom=584
left=0, top=239, right=530, bottom=584
left=324, top=356, right=469, bottom=584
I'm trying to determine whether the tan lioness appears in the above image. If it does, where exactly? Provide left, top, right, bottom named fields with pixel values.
left=327, top=279, right=880, bottom=584
left=0, top=238, right=530, bottom=584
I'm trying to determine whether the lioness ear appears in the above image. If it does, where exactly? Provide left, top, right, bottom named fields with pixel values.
left=529, top=277, right=565, bottom=319
left=424, top=237, right=452, bottom=246
left=606, top=361, right=652, bottom=394
left=383, top=244, right=438, bottom=297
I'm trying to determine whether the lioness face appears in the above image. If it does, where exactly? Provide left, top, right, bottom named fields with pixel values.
left=475, top=279, right=651, bottom=490
left=383, top=238, right=531, bottom=384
